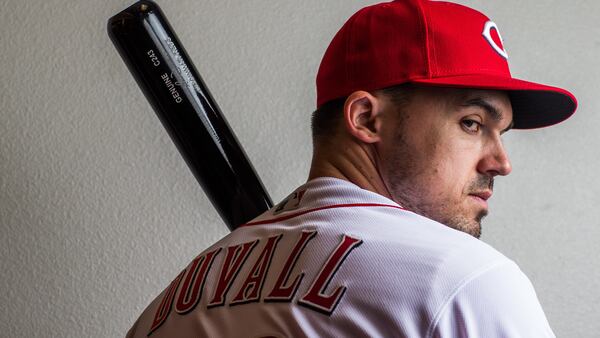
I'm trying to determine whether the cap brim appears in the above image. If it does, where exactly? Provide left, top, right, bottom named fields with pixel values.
left=411, top=74, right=577, bottom=129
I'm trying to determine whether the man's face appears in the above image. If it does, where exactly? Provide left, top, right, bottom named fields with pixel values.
left=375, top=86, right=513, bottom=238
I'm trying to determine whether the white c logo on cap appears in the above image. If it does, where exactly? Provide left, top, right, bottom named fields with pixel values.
left=482, top=20, right=508, bottom=59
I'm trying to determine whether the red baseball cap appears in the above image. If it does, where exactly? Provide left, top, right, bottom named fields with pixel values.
left=316, top=0, right=577, bottom=129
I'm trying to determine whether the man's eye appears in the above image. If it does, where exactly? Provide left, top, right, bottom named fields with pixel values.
left=461, top=119, right=481, bottom=133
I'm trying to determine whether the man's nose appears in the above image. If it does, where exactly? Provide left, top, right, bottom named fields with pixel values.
left=477, top=138, right=512, bottom=177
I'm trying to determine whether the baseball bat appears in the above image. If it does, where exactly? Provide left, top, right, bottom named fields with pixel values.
left=107, top=0, right=273, bottom=231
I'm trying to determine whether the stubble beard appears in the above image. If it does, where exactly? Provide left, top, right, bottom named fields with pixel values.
left=390, top=175, right=486, bottom=239
left=381, top=125, right=488, bottom=239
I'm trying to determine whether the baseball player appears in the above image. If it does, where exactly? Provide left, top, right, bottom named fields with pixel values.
left=127, top=0, right=577, bottom=337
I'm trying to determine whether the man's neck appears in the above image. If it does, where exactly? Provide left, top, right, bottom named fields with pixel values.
left=307, top=142, right=394, bottom=202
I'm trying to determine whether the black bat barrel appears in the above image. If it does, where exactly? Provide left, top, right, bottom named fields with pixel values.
left=107, top=1, right=273, bottom=230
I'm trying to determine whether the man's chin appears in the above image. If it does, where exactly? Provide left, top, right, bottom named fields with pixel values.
left=469, top=223, right=482, bottom=239
left=443, top=214, right=484, bottom=239
left=404, top=204, right=485, bottom=239
left=454, top=222, right=481, bottom=239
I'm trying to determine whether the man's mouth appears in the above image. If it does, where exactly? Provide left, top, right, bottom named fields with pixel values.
left=469, top=191, right=492, bottom=209
left=469, top=191, right=492, bottom=201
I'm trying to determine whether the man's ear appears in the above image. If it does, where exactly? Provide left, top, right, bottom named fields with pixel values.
left=343, top=90, right=383, bottom=144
